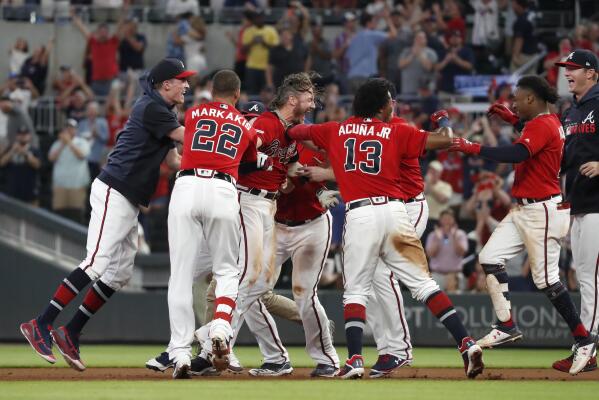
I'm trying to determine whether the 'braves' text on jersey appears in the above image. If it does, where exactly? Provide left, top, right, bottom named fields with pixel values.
left=181, top=102, right=257, bottom=179
left=290, top=117, right=428, bottom=202
left=275, top=146, right=326, bottom=223
left=237, top=111, right=298, bottom=191
left=511, top=114, right=564, bottom=199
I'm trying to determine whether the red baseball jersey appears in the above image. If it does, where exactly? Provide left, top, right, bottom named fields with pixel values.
left=297, top=116, right=428, bottom=202
left=512, top=113, right=564, bottom=198
left=391, top=116, right=425, bottom=199
left=237, top=111, right=298, bottom=191
left=181, top=102, right=258, bottom=180
left=275, top=145, right=326, bottom=222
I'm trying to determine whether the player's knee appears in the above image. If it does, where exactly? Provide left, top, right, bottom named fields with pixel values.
left=83, top=267, right=101, bottom=281
left=411, top=279, right=440, bottom=302
left=478, top=248, right=498, bottom=266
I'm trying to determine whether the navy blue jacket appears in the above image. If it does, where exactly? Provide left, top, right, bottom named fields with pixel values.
left=561, top=83, right=599, bottom=215
left=98, top=73, right=180, bottom=207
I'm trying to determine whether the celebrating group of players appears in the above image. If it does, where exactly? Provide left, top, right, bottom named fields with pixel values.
left=19, top=48, right=599, bottom=380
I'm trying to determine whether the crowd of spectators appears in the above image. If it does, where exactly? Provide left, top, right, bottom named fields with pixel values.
left=1, top=0, right=599, bottom=292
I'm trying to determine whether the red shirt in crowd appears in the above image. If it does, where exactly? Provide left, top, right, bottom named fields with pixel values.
left=106, top=112, right=128, bottom=147
left=437, top=151, right=464, bottom=194
left=89, top=36, right=120, bottom=81
left=181, top=102, right=258, bottom=180
left=511, top=113, right=564, bottom=198
left=391, top=116, right=425, bottom=199
left=275, top=145, right=326, bottom=223
left=288, top=116, right=428, bottom=202
left=238, top=111, right=298, bottom=192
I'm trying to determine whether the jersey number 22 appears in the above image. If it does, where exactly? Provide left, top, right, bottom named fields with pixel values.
left=191, top=119, right=242, bottom=159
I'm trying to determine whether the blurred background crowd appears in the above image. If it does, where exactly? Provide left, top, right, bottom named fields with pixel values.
left=0, top=0, right=597, bottom=295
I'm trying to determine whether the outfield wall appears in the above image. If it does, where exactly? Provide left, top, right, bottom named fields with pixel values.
left=1, top=242, right=578, bottom=347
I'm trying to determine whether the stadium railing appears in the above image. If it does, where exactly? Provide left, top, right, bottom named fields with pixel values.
left=0, top=193, right=170, bottom=291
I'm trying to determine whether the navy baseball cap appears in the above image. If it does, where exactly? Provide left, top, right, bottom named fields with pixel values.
left=149, top=58, right=197, bottom=84
left=555, top=49, right=598, bottom=70
left=239, top=101, right=265, bottom=119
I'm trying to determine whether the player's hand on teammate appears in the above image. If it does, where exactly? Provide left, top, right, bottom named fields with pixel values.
left=448, top=137, right=481, bottom=155
left=317, top=189, right=340, bottom=209
left=430, top=109, right=450, bottom=129
left=287, top=162, right=305, bottom=177
left=579, top=161, right=599, bottom=178
left=298, top=166, right=332, bottom=182
left=257, top=152, right=273, bottom=171
left=487, top=103, right=519, bottom=126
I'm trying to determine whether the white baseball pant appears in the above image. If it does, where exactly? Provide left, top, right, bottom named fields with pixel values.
left=571, top=213, right=599, bottom=334
left=272, top=212, right=339, bottom=367
left=479, top=197, right=570, bottom=289
left=166, top=175, right=241, bottom=363
left=367, top=196, right=429, bottom=360
left=343, top=199, right=439, bottom=309
left=79, top=178, right=139, bottom=291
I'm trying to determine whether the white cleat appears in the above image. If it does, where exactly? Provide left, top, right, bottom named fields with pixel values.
left=466, top=344, right=484, bottom=379
left=172, top=356, right=191, bottom=379
left=477, top=325, right=523, bottom=348
left=570, top=340, right=597, bottom=375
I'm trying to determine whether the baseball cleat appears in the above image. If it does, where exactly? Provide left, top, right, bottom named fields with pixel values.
left=553, top=354, right=597, bottom=373
left=227, top=351, right=243, bottom=374
left=460, top=337, right=484, bottom=379
left=337, top=355, right=364, bottom=380
left=51, top=326, right=85, bottom=372
left=20, top=318, right=56, bottom=364
left=476, top=324, right=523, bottom=348
left=172, top=357, right=191, bottom=379
left=569, top=339, right=597, bottom=375
left=211, top=333, right=230, bottom=372
left=248, top=361, right=293, bottom=377
left=145, top=352, right=174, bottom=372
left=310, top=363, right=339, bottom=378
left=190, top=355, right=219, bottom=376
left=369, top=354, right=412, bottom=378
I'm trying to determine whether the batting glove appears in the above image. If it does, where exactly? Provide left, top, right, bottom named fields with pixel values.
left=430, top=110, right=450, bottom=129
left=449, top=137, right=481, bottom=155
left=487, top=103, right=519, bottom=126
left=317, top=189, right=340, bottom=209
left=257, top=152, right=273, bottom=171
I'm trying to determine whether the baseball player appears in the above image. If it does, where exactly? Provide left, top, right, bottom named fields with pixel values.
left=19, top=58, right=193, bottom=371
left=145, top=101, right=303, bottom=376
left=164, top=70, right=270, bottom=378
left=195, top=72, right=317, bottom=377
left=450, top=75, right=596, bottom=375
left=288, top=78, right=484, bottom=380
left=552, top=49, right=599, bottom=372
left=271, top=145, right=340, bottom=377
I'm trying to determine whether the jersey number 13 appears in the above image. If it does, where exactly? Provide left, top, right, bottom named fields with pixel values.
left=344, top=138, right=382, bottom=174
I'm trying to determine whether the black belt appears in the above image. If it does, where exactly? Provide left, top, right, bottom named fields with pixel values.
left=406, top=195, right=425, bottom=203
left=346, top=197, right=404, bottom=211
left=515, top=194, right=561, bottom=205
left=275, top=212, right=325, bottom=227
left=177, top=169, right=234, bottom=184
left=237, top=186, right=280, bottom=200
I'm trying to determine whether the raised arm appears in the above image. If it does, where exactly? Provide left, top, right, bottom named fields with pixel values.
left=70, top=9, right=91, bottom=39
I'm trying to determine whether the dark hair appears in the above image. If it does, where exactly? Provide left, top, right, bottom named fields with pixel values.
left=359, top=12, right=373, bottom=27
left=352, top=78, right=391, bottom=118
left=440, top=208, right=455, bottom=219
left=514, top=0, right=529, bottom=8
left=212, top=69, right=241, bottom=97
left=270, top=72, right=315, bottom=109
left=382, top=78, right=397, bottom=100
left=517, top=75, right=559, bottom=104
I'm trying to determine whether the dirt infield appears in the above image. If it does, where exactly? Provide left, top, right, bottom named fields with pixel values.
left=2, top=367, right=598, bottom=381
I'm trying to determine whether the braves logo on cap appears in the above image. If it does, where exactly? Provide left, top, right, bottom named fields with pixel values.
left=249, top=104, right=259, bottom=113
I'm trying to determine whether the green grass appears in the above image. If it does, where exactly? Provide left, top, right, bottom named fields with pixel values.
left=0, top=344, right=576, bottom=369
left=1, top=381, right=598, bottom=400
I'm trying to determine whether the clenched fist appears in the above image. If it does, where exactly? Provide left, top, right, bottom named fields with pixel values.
left=449, top=137, right=481, bottom=155
left=487, top=103, right=519, bottom=126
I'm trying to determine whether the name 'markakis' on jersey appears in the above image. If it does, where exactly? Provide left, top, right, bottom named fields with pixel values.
left=191, top=106, right=252, bottom=131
